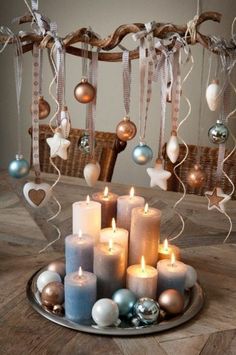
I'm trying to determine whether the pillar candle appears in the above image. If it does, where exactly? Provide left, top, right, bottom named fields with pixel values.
left=73, top=196, right=101, bottom=244
left=117, top=187, right=145, bottom=233
left=92, top=187, right=118, bottom=228
left=100, top=218, right=128, bottom=267
left=65, top=232, right=94, bottom=274
left=129, top=204, right=161, bottom=267
left=126, top=256, right=158, bottom=299
left=93, top=240, right=125, bottom=298
left=65, top=267, right=97, bottom=322
left=158, top=238, right=181, bottom=261
left=157, top=254, right=187, bottom=296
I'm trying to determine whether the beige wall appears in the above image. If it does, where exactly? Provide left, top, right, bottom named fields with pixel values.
left=0, top=0, right=235, bottom=187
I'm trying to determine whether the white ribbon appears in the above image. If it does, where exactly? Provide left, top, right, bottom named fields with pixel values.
left=122, top=50, right=131, bottom=117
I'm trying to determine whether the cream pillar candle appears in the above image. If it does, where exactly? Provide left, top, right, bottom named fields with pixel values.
left=129, top=204, right=161, bottom=267
left=158, top=238, right=181, bottom=261
left=126, top=256, right=158, bottom=299
left=100, top=218, right=128, bottom=267
left=73, top=195, right=101, bottom=244
left=117, top=187, right=145, bottom=233
left=93, top=240, right=125, bottom=298
left=92, top=186, right=118, bottom=228
left=157, top=254, right=187, bottom=296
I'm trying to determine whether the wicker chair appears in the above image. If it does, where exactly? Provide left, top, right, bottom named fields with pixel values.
left=163, top=144, right=236, bottom=200
left=29, top=125, right=127, bottom=182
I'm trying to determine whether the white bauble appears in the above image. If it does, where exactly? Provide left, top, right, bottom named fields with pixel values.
left=185, top=265, right=197, bottom=289
left=92, top=298, right=119, bottom=327
left=206, top=80, right=220, bottom=111
left=37, top=270, right=61, bottom=293
left=83, top=162, right=101, bottom=187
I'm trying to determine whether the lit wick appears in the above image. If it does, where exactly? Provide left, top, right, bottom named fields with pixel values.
left=112, top=218, right=116, bottom=234
left=103, top=186, right=109, bottom=199
left=86, top=195, right=90, bottom=205
left=141, top=256, right=146, bottom=273
left=108, top=238, right=113, bottom=253
left=171, top=253, right=176, bottom=267
left=144, top=203, right=149, bottom=214
left=129, top=186, right=135, bottom=199
left=78, top=266, right=83, bottom=278
left=163, top=238, right=169, bottom=252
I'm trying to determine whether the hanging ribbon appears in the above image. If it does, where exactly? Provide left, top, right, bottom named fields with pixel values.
left=122, top=50, right=131, bottom=118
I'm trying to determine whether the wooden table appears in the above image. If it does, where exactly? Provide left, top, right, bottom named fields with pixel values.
left=0, top=171, right=236, bottom=355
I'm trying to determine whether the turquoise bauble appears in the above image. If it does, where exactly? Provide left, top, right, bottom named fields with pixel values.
left=132, top=142, right=153, bottom=165
left=208, top=120, right=229, bottom=144
left=8, top=154, right=30, bottom=179
left=112, top=288, right=137, bottom=316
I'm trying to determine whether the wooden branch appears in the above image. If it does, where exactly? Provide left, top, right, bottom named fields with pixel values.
left=1, top=11, right=233, bottom=62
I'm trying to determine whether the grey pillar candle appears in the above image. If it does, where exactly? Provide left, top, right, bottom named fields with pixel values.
left=129, top=204, right=161, bottom=267
left=93, top=241, right=125, bottom=298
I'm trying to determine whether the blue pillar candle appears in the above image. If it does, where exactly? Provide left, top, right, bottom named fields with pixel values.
left=65, top=232, right=94, bottom=274
left=65, top=268, right=97, bottom=322
left=157, top=255, right=187, bottom=296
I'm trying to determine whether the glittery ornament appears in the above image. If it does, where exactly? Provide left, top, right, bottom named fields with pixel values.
left=8, top=154, right=30, bottom=179
left=187, top=164, right=206, bottom=188
left=133, top=298, right=160, bottom=325
left=208, top=120, right=229, bottom=144
left=132, top=143, right=153, bottom=165
left=158, top=289, right=184, bottom=315
left=78, top=132, right=91, bottom=154
left=74, top=78, right=95, bottom=104
left=116, top=117, right=137, bottom=142
left=41, top=281, right=64, bottom=308
left=112, top=289, right=137, bottom=316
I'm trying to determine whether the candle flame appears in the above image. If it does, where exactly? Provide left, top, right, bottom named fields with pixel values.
left=171, top=253, right=175, bottom=266
left=78, top=229, right=82, bottom=238
left=103, top=186, right=109, bottom=198
left=144, top=203, right=149, bottom=214
left=141, top=256, right=146, bottom=273
left=112, top=218, right=116, bottom=233
left=164, top=238, right=169, bottom=251
left=108, top=238, right=113, bottom=252
left=86, top=195, right=90, bottom=204
left=129, top=187, right=135, bottom=199
left=78, top=266, right=83, bottom=278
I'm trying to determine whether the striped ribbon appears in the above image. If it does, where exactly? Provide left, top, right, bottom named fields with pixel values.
left=122, top=50, right=131, bottom=117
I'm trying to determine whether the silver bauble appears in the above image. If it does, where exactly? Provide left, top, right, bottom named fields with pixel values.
left=208, top=120, right=229, bottom=144
left=132, top=142, right=153, bottom=165
left=112, top=289, right=137, bottom=316
left=78, top=133, right=90, bottom=153
left=133, top=297, right=160, bottom=325
left=8, top=154, right=30, bottom=179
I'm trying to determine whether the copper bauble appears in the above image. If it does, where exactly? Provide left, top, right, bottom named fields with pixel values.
left=31, top=96, right=50, bottom=119
left=41, top=281, right=64, bottom=308
left=187, top=164, right=206, bottom=188
left=47, top=260, right=65, bottom=280
left=74, top=78, right=96, bottom=103
left=158, top=289, right=184, bottom=315
left=116, top=117, right=137, bottom=141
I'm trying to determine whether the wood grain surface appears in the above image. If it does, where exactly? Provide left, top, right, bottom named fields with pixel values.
left=0, top=170, right=236, bottom=354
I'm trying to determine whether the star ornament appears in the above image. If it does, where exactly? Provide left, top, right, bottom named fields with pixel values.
left=147, top=160, right=171, bottom=190
left=205, top=187, right=231, bottom=213
left=46, top=129, right=70, bottom=160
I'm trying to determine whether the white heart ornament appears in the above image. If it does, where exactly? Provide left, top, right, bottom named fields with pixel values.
left=23, top=181, right=52, bottom=208
left=166, top=133, right=179, bottom=163
left=83, top=162, right=101, bottom=187
left=206, top=80, right=220, bottom=111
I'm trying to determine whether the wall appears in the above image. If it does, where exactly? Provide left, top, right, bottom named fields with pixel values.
left=0, top=0, right=235, bottom=187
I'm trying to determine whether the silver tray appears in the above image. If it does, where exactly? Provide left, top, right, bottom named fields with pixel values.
left=26, top=265, right=204, bottom=336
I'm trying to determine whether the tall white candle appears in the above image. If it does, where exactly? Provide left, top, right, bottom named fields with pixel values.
left=73, top=195, right=101, bottom=244
left=117, top=187, right=145, bottom=233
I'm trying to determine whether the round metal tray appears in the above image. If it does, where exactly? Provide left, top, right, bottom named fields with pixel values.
left=26, top=265, right=204, bottom=336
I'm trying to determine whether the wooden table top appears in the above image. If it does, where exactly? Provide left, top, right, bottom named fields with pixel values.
left=0, top=171, right=236, bottom=355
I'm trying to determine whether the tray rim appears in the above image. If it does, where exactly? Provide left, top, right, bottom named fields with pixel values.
left=26, top=265, right=204, bottom=336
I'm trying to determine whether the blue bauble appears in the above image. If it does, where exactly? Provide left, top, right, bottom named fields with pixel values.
left=112, top=288, right=137, bottom=316
left=132, top=143, right=153, bottom=165
left=8, top=155, right=30, bottom=179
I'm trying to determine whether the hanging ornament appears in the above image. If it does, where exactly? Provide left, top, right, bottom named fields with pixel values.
left=83, top=161, right=101, bottom=187
left=132, top=142, right=153, bottom=165
left=74, top=33, right=95, bottom=104
left=8, top=154, right=30, bottom=179
left=59, top=106, right=71, bottom=138
left=158, top=289, right=184, bottom=315
left=23, top=178, right=52, bottom=208
left=112, top=288, right=137, bottom=316
left=208, top=120, right=229, bottom=144
left=205, top=187, right=230, bottom=213
left=92, top=298, right=120, bottom=327
left=116, top=51, right=136, bottom=141
left=166, top=81, right=172, bottom=103
left=38, top=96, right=51, bottom=119
left=133, top=297, right=160, bottom=325
left=47, top=127, right=70, bottom=160
left=166, top=131, right=179, bottom=163
left=78, top=132, right=90, bottom=153
left=206, top=79, right=220, bottom=111
left=186, top=164, right=206, bottom=188
left=146, top=158, right=171, bottom=190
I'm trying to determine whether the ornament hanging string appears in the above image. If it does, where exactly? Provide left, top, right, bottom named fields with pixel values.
left=195, top=47, right=205, bottom=163
left=122, top=50, right=131, bottom=118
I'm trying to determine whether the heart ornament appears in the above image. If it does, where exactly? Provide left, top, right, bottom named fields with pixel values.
left=83, top=162, right=101, bottom=187
left=23, top=181, right=52, bottom=208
